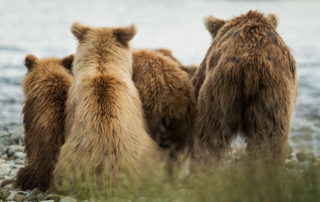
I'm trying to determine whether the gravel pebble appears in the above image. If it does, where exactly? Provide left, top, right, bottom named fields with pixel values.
left=0, top=164, right=11, bottom=176
left=0, top=143, right=5, bottom=153
left=0, top=130, right=9, bottom=138
left=14, top=151, right=25, bottom=160
left=60, top=196, right=78, bottom=202
left=26, top=192, right=38, bottom=201
left=1, top=154, right=9, bottom=160
left=0, top=137, right=15, bottom=146
left=46, top=193, right=61, bottom=201
left=14, top=159, right=25, bottom=165
left=8, top=145, right=24, bottom=153
left=13, top=193, right=26, bottom=202
left=0, top=127, right=319, bottom=201
left=6, top=191, right=17, bottom=201
left=37, top=193, right=46, bottom=200
left=0, top=189, right=11, bottom=200
left=9, top=127, right=24, bottom=144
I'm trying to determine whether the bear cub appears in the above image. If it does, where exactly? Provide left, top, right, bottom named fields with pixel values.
left=17, top=54, right=74, bottom=191
left=192, top=10, right=297, bottom=163
left=52, top=23, right=160, bottom=193
left=132, top=49, right=196, bottom=157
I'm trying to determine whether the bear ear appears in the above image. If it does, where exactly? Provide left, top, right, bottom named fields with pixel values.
left=204, top=15, right=225, bottom=38
left=71, top=22, right=90, bottom=41
left=113, top=24, right=137, bottom=47
left=61, top=54, right=74, bottom=71
left=155, top=48, right=173, bottom=57
left=24, top=54, right=38, bottom=70
left=266, top=14, right=279, bottom=27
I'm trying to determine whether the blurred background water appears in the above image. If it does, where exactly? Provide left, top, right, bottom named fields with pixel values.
left=0, top=0, right=319, bottom=152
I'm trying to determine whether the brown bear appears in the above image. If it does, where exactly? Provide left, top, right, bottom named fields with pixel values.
left=154, top=48, right=198, bottom=78
left=52, top=23, right=160, bottom=193
left=132, top=49, right=196, bottom=156
left=16, top=54, right=74, bottom=191
left=192, top=10, right=297, bottom=163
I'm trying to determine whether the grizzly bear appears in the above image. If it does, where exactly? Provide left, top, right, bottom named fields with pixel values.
left=192, top=10, right=297, bottom=163
left=154, top=48, right=198, bottom=78
left=132, top=49, right=196, bottom=156
left=52, top=23, right=160, bottom=193
left=16, top=54, right=74, bottom=191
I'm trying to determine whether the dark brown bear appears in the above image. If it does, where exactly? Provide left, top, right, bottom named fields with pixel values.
left=192, top=11, right=297, bottom=163
left=16, top=54, right=74, bottom=191
left=132, top=49, right=196, bottom=156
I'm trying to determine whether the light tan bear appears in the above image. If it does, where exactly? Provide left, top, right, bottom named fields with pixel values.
left=132, top=49, right=196, bottom=157
left=16, top=55, right=73, bottom=191
left=52, top=23, right=160, bottom=194
left=192, top=11, right=297, bottom=163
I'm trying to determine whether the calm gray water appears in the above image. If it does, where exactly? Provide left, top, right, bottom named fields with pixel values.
left=0, top=0, right=319, bottom=152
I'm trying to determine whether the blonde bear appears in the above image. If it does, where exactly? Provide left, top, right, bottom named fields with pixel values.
left=52, top=23, right=160, bottom=193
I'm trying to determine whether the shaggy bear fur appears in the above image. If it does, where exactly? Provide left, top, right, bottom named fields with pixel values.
left=52, top=23, right=160, bottom=193
left=154, top=48, right=198, bottom=78
left=132, top=49, right=196, bottom=156
left=16, top=54, right=74, bottom=191
left=192, top=10, right=297, bottom=163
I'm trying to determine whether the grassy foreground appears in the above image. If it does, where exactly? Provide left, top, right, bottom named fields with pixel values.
left=63, top=149, right=320, bottom=202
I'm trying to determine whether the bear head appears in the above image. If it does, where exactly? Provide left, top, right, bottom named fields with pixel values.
left=70, top=22, right=136, bottom=75
left=204, top=10, right=279, bottom=40
left=24, top=54, right=74, bottom=71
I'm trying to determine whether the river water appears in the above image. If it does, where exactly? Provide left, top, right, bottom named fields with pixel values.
left=0, top=0, right=319, bottom=152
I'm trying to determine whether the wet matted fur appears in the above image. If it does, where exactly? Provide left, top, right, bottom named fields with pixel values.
left=17, top=54, right=74, bottom=191
left=192, top=10, right=297, bottom=163
left=132, top=49, right=196, bottom=156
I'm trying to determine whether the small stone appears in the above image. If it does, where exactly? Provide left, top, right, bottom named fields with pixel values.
left=6, top=191, right=17, bottom=200
left=46, top=194, right=61, bottom=202
left=26, top=192, right=37, bottom=201
left=3, top=183, right=15, bottom=189
left=17, top=191, right=27, bottom=195
left=37, top=193, right=46, bottom=200
left=60, top=196, right=78, bottom=202
left=0, top=164, right=11, bottom=176
left=8, top=145, right=24, bottom=153
left=0, top=143, right=5, bottom=153
left=0, top=177, right=16, bottom=187
left=9, top=169, right=18, bottom=177
left=13, top=193, right=26, bottom=202
left=0, top=137, right=15, bottom=146
left=14, top=152, right=25, bottom=159
left=10, top=127, right=24, bottom=144
left=0, top=189, right=11, bottom=200
left=1, top=154, right=8, bottom=160
left=0, top=129, right=9, bottom=137
left=5, top=148, right=14, bottom=158
left=296, top=152, right=307, bottom=162
left=14, top=159, right=25, bottom=165
left=31, top=187, right=42, bottom=196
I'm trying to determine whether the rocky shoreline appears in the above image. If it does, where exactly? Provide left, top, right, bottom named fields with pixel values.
left=0, top=127, right=79, bottom=202
left=0, top=127, right=318, bottom=202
